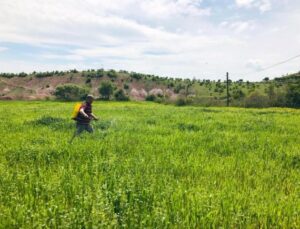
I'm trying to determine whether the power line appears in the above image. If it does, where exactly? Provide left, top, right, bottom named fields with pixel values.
left=233, top=53, right=300, bottom=77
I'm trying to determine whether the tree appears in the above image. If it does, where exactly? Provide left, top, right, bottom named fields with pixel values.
left=286, top=83, right=300, bottom=107
left=232, top=89, right=245, bottom=100
left=107, top=70, right=117, bottom=79
left=99, top=81, right=114, bottom=100
left=145, top=94, right=156, bottom=101
left=266, top=84, right=275, bottom=98
left=174, top=83, right=184, bottom=93
left=130, top=72, right=143, bottom=80
left=114, top=89, right=129, bottom=101
left=123, top=83, right=129, bottom=90
left=18, top=72, right=28, bottom=77
left=54, top=84, right=89, bottom=101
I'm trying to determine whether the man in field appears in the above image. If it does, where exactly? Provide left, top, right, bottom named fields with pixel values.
left=70, top=95, right=99, bottom=142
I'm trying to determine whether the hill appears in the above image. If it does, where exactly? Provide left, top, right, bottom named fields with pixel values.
left=0, top=70, right=178, bottom=101
left=0, top=69, right=299, bottom=107
left=274, top=72, right=300, bottom=83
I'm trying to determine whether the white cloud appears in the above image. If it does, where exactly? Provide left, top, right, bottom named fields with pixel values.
left=235, top=0, right=271, bottom=12
left=236, top=0, right=255, bottom=7
left=140, top=0, right=210, bottom=18
left=0, top=47, right=8, bottom=52
left=246, top=59, right=263, bottom=71
left=225, top=21, right=256, bottom=33
left=0, top=0, right=300, bottom=81
left=41, top=54, right=84, bottom=61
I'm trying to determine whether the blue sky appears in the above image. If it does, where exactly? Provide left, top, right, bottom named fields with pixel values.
left=0, top=0, right=299, bottom=80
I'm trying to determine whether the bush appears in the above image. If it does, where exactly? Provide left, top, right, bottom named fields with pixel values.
left=245, top=92, right=269, bottom=108
left=70, top=69, right=78, bottom=73
left=107, top=70, right=117, bottom=79
left=99, top=81, right=114, bottom=100
left=154, top=97, right=164, bottom=103
left=174, top=84, right=184, bottom=93
left=0, top=73, right=15, bottom=78
left=123, top=84, right=129, bottom=90
left=18, top=72, right=28, bottom=77
left=175, top=98, right=187, bottom=106
left=114, top=89, right=129, bottom=101
left=286, top=83, right=300, bottom=108
left=96, top=69, right=105, bottom=78
left=35, top=71, right=56, bottom=78
left=85, top=78, right=91, bottom=84
left=273, top=93, right=288, bottom=107
left=232, top=89, right=245, bottom=100
left=145, top=94, right=156, bottom=101
left=130, top=72, right=143, bottom=80
left=54, top=84, right=89, bottom=101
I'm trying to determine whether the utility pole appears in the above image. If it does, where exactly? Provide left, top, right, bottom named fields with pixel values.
left=226, top=72, right=229, bottom=107
left=185, top=83, right=190, bottom=99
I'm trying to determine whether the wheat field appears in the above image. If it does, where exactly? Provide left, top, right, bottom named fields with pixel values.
left=0, top=101, right=299, bottom=228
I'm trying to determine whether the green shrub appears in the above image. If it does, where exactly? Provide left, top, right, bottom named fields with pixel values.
left=145, top=94, right=156, bottom=101
left=107, top=70, right=117, bottom=79
left=232, top=89, right=245, bottom=100
left=54, top=84, right=89, bottom=101
left=286, top=83, right=300, bottom=108
left=130, top=72, right=143, bottom=80
left=123, top=84, right=129, bottom=90
left=114, top=89, right=129, bottom=101
left=154, top=97, right=164, bottom=103
left=175, top=98, right=187, bottom=106
left=273, top=93, right=288, bottom=107
left=245, top=92, right=269, bottom=108
left=99, top=81, right=114, bottom=100
left=174, top=84, right=184, bottom=93
left=85, top=78, right=91, bottom=84
left=18, top=72, right=28, bottom=77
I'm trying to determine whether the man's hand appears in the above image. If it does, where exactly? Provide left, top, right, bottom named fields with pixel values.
left=91, top=113, right=99, bottom=121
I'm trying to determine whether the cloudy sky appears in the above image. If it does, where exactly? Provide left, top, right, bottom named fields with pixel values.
left=0, top=0, right=299, bottom=81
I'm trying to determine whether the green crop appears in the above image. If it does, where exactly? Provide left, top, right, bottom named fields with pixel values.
left=0, top=101, right=299, bottom=228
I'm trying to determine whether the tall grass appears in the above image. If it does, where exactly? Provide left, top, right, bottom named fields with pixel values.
left=0, top=101, right=299, bottom=227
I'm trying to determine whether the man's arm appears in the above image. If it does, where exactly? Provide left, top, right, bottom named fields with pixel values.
left=79, top=108, right=89, bottom=118
left=90, top=113, right=99, bottom=120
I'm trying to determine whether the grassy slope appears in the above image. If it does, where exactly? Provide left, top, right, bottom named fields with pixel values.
left=0, top=101, right=299, bottom=227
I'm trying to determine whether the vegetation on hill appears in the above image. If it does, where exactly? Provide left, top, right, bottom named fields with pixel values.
left=54, top=84, right=89, bottom=101
left=0, top=69, right=299, bottom=108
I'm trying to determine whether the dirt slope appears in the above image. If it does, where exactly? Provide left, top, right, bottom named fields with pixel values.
left=0, top=73, right=176, bottom=100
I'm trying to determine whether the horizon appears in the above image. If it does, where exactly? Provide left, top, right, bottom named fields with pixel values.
left=1, top=0, right=300, bottom=81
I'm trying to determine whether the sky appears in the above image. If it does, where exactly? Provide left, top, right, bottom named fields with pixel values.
left=0, top=0, right=300, bottom=81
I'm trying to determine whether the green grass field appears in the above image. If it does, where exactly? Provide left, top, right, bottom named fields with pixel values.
left=0, top=101, right=299, bottom=228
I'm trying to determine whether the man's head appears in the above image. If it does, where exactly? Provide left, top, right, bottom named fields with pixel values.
left=86, top=95, right=94, bottom=104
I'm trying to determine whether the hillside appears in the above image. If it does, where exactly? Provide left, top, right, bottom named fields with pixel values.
left=0, top=69, right=299, bottom=107
left=0, top=70, right=180, bottom=101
